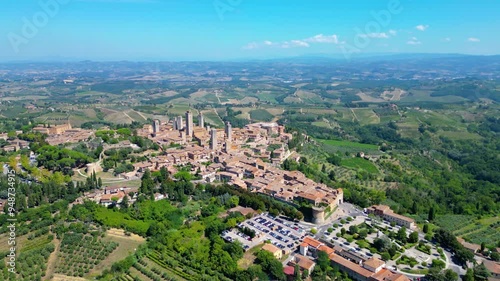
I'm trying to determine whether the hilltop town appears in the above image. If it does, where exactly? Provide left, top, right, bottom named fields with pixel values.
left=0, top=58, right=498, bottom=281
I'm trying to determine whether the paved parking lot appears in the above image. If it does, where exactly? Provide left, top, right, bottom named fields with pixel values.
left=221, top=213, right=308, bottom=252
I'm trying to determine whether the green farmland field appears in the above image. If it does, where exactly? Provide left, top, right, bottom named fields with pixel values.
left=341, top=157, right=379, bottom=173
left=317, top=139, right=379, bottom=150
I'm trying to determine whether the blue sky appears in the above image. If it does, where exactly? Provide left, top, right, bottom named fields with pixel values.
left=0, top=0, right=498, bottom=61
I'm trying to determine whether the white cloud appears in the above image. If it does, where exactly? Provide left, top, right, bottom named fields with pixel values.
left=243, top=42, right=259, bottom=50
left=243, top=33, right=339, bottom=50
left=281, top=40, right=310, bottom=48
left=290, top=40, right=310, bottom=47
left=468, top=37, right=480, bottom=42
left=389, top=30, right=397, bottom=36
left=407, top=37, right=421, bottom=45
left=359, top=32, right=389, bottom=39
left=304, top=34, right=339, bottom=44
left=415, top=25, right=429, bottom=31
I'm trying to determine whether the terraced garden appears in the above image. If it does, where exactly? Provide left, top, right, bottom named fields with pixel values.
left=145, top=250, right=200, bottom=280
left=435, top=215, right=500, bottom=246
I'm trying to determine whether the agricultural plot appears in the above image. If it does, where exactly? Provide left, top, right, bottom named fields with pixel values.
left=283, top=95, right=303, bottom=103
left=317, top=139, right=379, bottom=151
left=311, top=121, right=330, bottom=128
left=330, top=166, right=356, bottom=182
left=249, top=109, right=274, bottom=122
left=81, top=108, right=97, bottom=119
left=240, top=96, right=259, bottom=104
left=20, top=234, right=53, bottom=253
left=201, top=110, right=224, bottom=127
left=401, top=90, right=469, bottom=103
left=303, top=108, right=337, bottom=115
left=352, top=108, right=380, bottom=124
left=255, top=91, right=280, bottom=103
left=35, top=112, right=69, bottom=123
left=434, top=215, right=474, bottom=232
left=89, top=229, right=146, bottom=276
left=144, top=250, right=201, bottom=280
left=141, top=256, right=189, bottom=281
left=76, top=91, right=109, bottom=97
left=295, top=90, right=323, bottom=104
left=126, top=110, right=148, bottom=121
left=341, top=157, right=379, bottom=174
left=356, top=92, right=385, bottom=103
left=443, top=216, right=500, bottom=246
left=380, top=89, right=406, bottom=101
left=1, top=243, right=55, bottom=281
left=55, top=233, right=119, bottom=278
left=69, top=114, right=92, bottom=127
left=337, top=108, right=356, bottom=122
left=397, top=122, right=420, bottom=139
left=463, top=226, right=500, bottom=246
left=197, top=93, right=220, bottom=104
left=0, top=232, right=51, bottom=253
left=166, top=105, right=193, bottom=116
left=437, top=130, right=482, bottom=140
left=264, top=107, right=284, bottom=117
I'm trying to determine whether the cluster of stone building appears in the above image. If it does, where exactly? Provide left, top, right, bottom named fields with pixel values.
left=1, top=123, right=94, bottom=151
left=128, top=112, right=344, bottom=215
left=0, top=137, right=30, bottom=152
left=261, top=235, right=410, bottom=281
left=143, top=111, right=292, bottom=159
left=32, top=123, right=94, bottom=146
left=74, top=185, right=168, bottom=207
left=0, top=131, right=27, bottom=152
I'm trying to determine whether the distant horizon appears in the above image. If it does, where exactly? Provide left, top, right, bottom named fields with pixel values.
left=1, top=52, right=500, bottom=64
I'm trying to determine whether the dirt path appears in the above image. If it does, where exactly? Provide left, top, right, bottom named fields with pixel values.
left=215, top=91, right=221, bottom=103
left=212, top=107, right=224, bottom=124
left=133, top=110, right=148, bottom=120
left=122, top=111, right=135, bottom=122
left=350, top=108, right=359, bottom=122
left=106, top=228, right=145, bottom=242
left=44, top=235, right=61, bottom=281
left=51, top=274, right=88, bottom=281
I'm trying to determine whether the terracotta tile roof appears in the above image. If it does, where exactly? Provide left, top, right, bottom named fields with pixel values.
left=364, top=257, right=385, bottom=269
left=483, top=260, right=500, bottom=275
left=386, top=211, right=415, bottom=223
left=368, top=268, right=411, bottom=281
left=295, top=254, right=315, bottom=271
left=386, top=274, right=411, bottom=281
left=318, top=245, right=335, bottom=255
left=283, top=266, right=295, bottom=276
left=262, top=243, right=281, bottom=254
left=330, top=254, right=373, bottom=278
left=302, top=236, right=322, bottom=248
